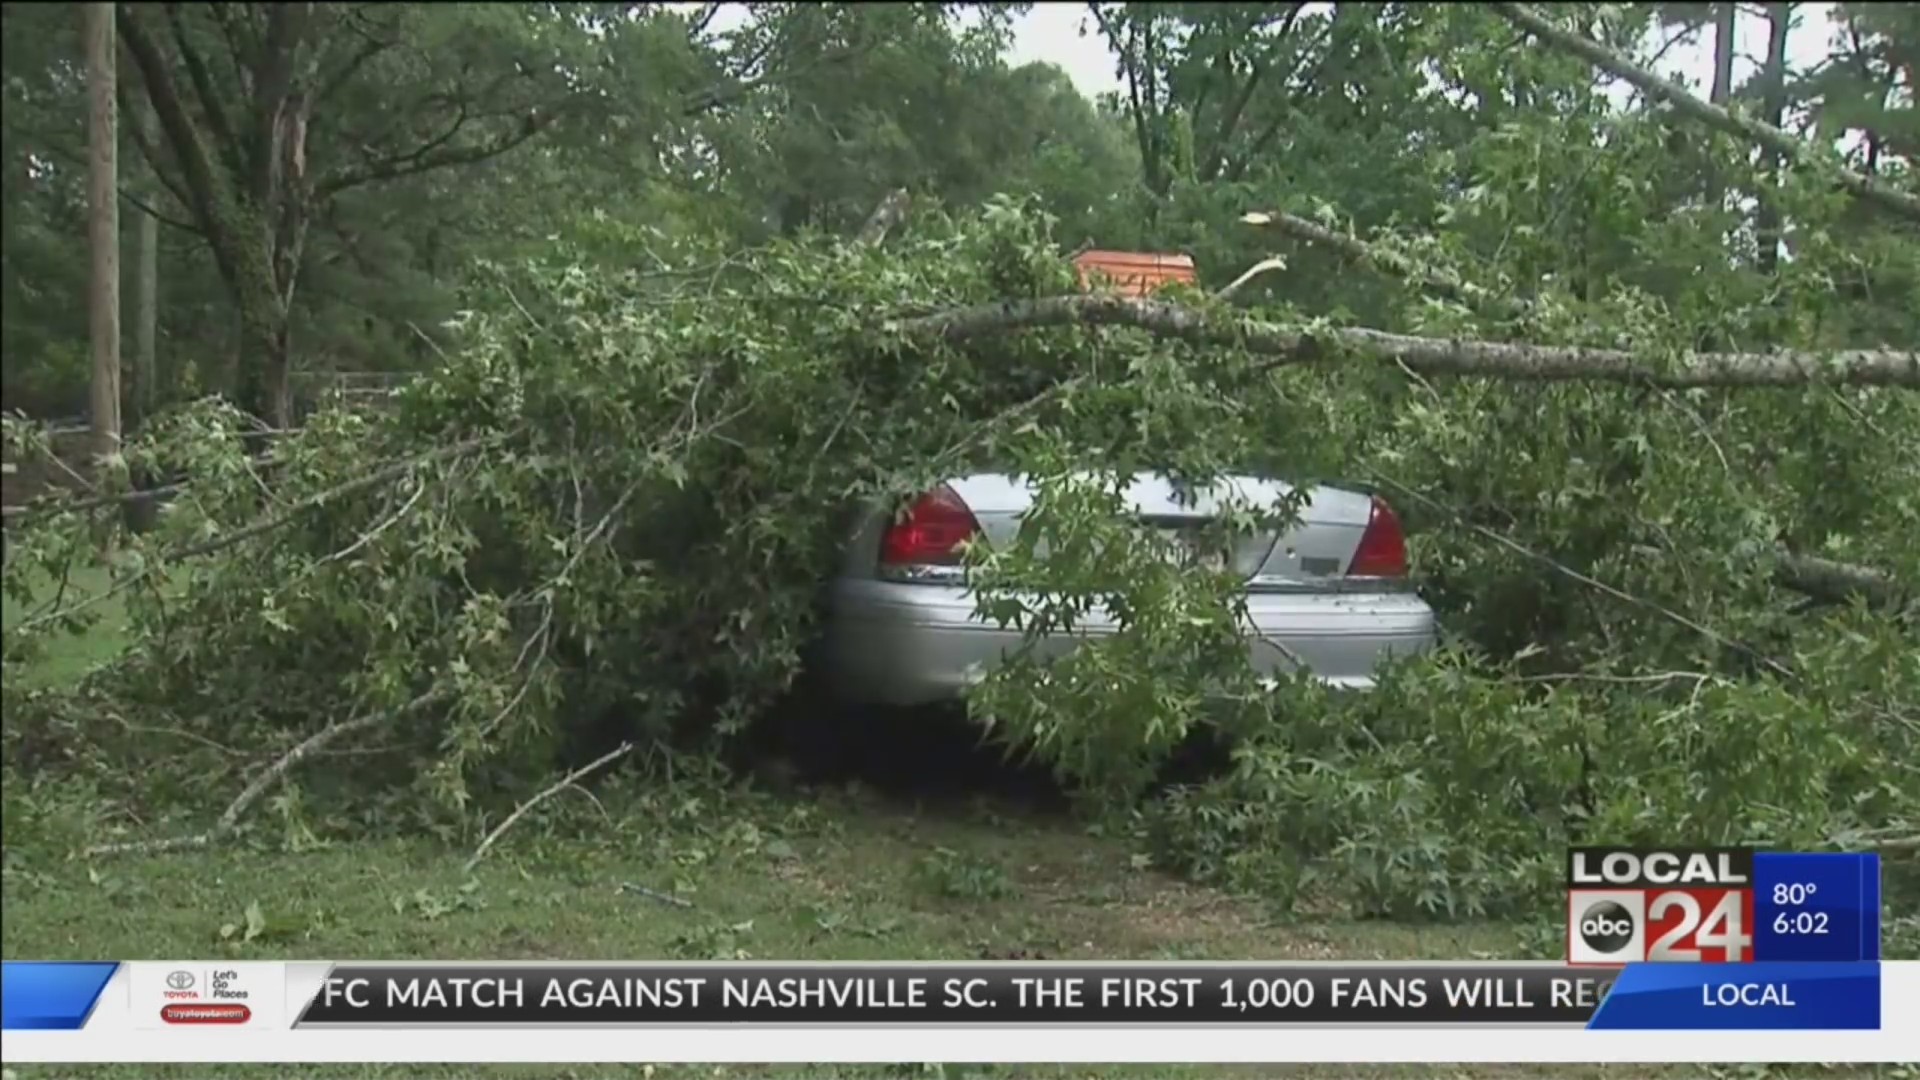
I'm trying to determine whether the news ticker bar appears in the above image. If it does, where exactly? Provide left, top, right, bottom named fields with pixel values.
left=0, top=961, right=1882, bottom=1033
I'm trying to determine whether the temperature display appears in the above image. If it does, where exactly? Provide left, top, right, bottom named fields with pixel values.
left=1752, top=853, right=1880, bottom=963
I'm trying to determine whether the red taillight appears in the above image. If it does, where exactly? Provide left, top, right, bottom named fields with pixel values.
left=1348, top=495, right=1408, bottom=577
left=879, top=485, right=982, bottom=566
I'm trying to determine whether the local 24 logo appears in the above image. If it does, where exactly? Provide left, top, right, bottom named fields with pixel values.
left=1566, top=848, right=1757, bottom=964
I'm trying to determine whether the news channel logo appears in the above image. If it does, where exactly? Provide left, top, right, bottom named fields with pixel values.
left=1567, top=890, right=1646, bottom=964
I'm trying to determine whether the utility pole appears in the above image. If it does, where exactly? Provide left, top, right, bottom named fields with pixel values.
left=85, top=1, right=121, bottom=466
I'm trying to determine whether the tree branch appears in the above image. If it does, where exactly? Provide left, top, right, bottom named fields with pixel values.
left=119, top=3, right=239, bottom=284
left=207, top=3, right=256, bottom=82
left=83, top=688, right=446, bottom=858
left=118, top=186, right=197, bottom=234
left=463, top=741, right=633, bottom=873
left=679, top=34, right=880, bottom=117
left=112, top=64, right=195, bottom=211
left=855, top=188, right=911, bottom=246
left=315, top=23, right=392, bottom=107
left=1222, top=11, right=1341, bottom=184
left=1774, top=552, right=1911, bottom=609
left=248, top=1, right=315, bottom=203
left=27, top=128, right=200, bottom=234
left=162, top=3, right=242, bottom=181
left=1365, top=471, right=1798, bottom=680
left=1243, top=210, right=1516, bottom=315
left=688, top=2, right=723, bottom=38
left=1201, top=4, right=1306, bottom=181
left=1182, top=209, right=1915, bottom=607
left=888, top=293, right=1920, bottom=389
left=1491, top=2, right=1920, bottom=226
left=317, top=109, right=550, bottom=198
left=1090, top=3, right=1157, bottom=190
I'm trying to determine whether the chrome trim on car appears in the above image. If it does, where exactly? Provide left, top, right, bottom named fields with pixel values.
left=876, top=564, right=969, bottom=585
left=1241, top=574, right=1418, bottom=594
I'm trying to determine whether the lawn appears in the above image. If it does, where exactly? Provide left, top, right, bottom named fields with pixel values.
left=0, top=571, right=1896, bottom=1080
left=0, top=561, right=135, bottom=687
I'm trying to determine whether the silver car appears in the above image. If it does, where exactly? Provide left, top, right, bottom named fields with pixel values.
left=816, top=474, right=1436, bottom=707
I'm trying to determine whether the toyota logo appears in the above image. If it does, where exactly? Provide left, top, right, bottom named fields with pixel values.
left=166, top=970, right=196, bottom=990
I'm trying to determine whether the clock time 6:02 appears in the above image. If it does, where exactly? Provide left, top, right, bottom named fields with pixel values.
left=1772, top=910, right=1830, bottom=935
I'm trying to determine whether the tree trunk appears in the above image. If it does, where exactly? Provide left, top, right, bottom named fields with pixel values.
left=1754, top=2, right=1792, bottom=277
left=85, top=2, right=121, bottom=466
left=237, top=290, right=296, bottom=430
left=122, top=99, right=164, bottom=536
left=1710, top=5, right=1736, bottom=106
left=131, top=99, right=160, bottom=433
left=113, top=6, right=302, bottom=431
left=1702, top=2, right=1737, bottom=213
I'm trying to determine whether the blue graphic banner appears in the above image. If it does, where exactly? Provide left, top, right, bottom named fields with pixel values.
left=0, top=961, right=119, bottom=1030
left=1753, top=852, right=1881, bottom=962
left=1589, top=961, right=1879, bottom=1030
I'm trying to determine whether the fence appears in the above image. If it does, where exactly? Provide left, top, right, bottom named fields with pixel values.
left=2, top=372, right=416, bottom=511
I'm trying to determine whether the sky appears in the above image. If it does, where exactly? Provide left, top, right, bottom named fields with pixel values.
left=1004, top=3, right=1842, bottom=106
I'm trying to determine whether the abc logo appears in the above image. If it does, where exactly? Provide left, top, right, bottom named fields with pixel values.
left=1579, top=900, right=1637, bottom=955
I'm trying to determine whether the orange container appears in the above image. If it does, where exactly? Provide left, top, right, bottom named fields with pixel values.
left=1072, top=250, right=1197, bottom=297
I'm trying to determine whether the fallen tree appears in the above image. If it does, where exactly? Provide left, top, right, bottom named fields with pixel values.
left=1774, top=553, right=1912, bottom=611
left=1239, top=205, right=1913, bottom=609
left=891, top=292, right=1920, bottom=389
left=3, top=201, right=1913, bottom=922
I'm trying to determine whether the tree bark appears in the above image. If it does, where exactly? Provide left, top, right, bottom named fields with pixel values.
left=1245, top=211, right=1516, bottom=315
left=238, top=290, right=296, bottom=429
left=890, top=292, right=1920, bottom=389
left=856, top=188, right=911, bottom=246
left=132, top=97, right=160, bottom=432
left=1491, top=2, right=1920, bottom=226
left=86, top=2, right=122, bottom=465
left=1754, top=3, right=1792, bottom=277
left=1703, top=2, right=1737, bottom=209
left=115, top=5, right=558, bottom=429
left=1710, top=5, right=1736, bottom=106
left=116, top=4, right=301, bottom=429
left=1774, top=553, right=1909, bottom=609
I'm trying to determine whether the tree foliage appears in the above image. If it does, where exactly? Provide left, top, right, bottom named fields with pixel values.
left=2, top=2, right=1917, bottom=921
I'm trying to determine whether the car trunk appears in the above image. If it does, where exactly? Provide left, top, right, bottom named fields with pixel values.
left=943, top=473, right=1378, bottom=590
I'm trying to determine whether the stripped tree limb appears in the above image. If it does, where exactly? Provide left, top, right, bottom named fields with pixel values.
left=3, top=481, right=184, bottom=521
left=1212, top=257, right=1290, bottom=302
left=1774, top=553, right=1911, bottom=609
left=1363, top=471, right=1799, bottom=680
left=1241, top=211, right=1513, bottom=314
left=889, top=293, right=1920, bottom=389
left=856, top=187, right=911, bottom=246
left=1490, top=3, right=1920, bottom=226
left=84, top=689, right=446, bottom=857
left=464, top=741, right=633, bottom=873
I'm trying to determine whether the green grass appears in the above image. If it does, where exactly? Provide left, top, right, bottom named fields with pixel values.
left=1, top=560, right=134, bottom=687
left=1, top=573, right=1900, bottom=1080
left=0, top=790, right=1735, bottom=1080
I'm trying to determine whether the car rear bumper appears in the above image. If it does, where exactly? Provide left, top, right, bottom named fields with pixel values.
left=816, top=578, right=1437, bottom=707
